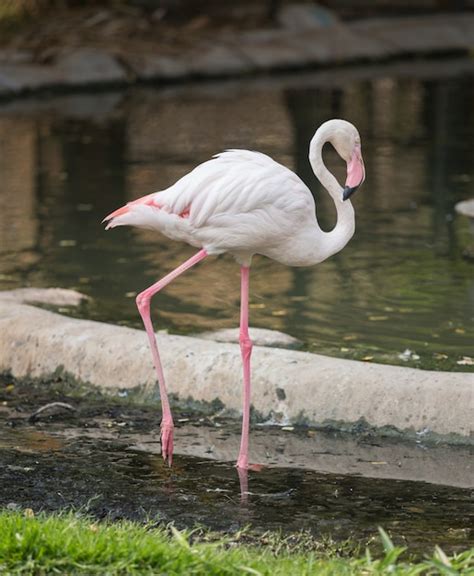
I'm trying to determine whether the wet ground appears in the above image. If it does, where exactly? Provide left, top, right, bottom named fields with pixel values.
left=1, top=376, right=472, bottom=557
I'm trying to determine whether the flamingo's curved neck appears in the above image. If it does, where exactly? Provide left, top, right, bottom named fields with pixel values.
left=308, top=132, right=355, bottom=261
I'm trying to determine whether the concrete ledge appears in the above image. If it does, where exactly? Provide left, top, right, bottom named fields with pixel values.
left=0, top=48, right=127, bottom=96
left=0, top=289, right=472, bottom=443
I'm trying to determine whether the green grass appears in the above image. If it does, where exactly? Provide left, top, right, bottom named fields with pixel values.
left=0, top=511, right=473, bottom=575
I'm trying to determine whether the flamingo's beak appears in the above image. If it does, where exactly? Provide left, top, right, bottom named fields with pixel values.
left=343, top=145, right=365, bottom=201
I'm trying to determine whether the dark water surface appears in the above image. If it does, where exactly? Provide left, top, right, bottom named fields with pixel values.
left=1, top=58, right=473, bottom=370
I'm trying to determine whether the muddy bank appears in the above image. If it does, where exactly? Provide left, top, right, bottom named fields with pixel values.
left=0, top=376, right=472, bottom=555
left=0, top=289, right=472, bottom=444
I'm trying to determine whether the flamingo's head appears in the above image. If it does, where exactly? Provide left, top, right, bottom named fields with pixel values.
left=329, top=120, right=366, bottom=201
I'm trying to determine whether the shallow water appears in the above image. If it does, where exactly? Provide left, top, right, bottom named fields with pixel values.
left=1, top=428, right=472, bottom=556
left=1, top=378, right=472, bottom=555
left=0, top=58, right=473, bottom=370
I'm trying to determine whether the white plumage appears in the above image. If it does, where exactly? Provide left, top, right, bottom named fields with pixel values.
left=106, top=149, right=317, bottom=265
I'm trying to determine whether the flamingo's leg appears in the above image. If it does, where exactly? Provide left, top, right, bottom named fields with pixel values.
left=135, top=248, right=208, bottom=466
left=236, top=265, right=253, bottom=470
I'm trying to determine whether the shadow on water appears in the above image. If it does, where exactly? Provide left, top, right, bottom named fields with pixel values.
left=0, top=58, right=473, bottom=371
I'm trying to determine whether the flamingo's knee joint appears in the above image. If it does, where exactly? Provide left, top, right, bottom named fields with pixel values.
left=136, top=292, right=150, bottom=314
left=240, top=337, right=253, bottom=356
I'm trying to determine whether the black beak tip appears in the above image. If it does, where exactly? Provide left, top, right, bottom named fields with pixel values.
left=342, top=185, right=358, bottom=201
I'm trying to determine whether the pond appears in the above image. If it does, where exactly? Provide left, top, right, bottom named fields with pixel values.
left=0, top=57, right=473, bottom=370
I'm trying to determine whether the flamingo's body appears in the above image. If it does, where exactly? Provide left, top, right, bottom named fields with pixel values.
left=104, top=118, right=365, bottom=470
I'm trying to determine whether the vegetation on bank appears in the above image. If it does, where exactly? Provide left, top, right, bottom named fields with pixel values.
left=0, top=511, right=472, bottom=575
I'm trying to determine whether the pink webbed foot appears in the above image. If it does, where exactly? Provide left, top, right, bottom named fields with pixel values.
left=161, top=422, right=174, bottom=466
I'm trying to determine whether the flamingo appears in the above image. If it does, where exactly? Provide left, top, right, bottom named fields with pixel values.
left=103, top=118, right=365, bottom=470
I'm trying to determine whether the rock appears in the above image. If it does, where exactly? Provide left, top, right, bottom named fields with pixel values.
left=199, top=327, right=302, bottom=349
left=189, top=43, right=253, bottom=77
left=55, top=48, right=127, bottom=86
left=0, top=48, right=126, bottom=95
left=456, top=14, right=474, bottom=48
left=278, top=3, right=339, bottom=31
left=236, top=29, right=313, bottom=70
left=0, top=63, right=59, bottom=94
left=124, top=53, right=190, bottom=81
left=236, top=23, right=388, bottom=71
left=127, top=43, right=254, bottom=81
left=0, top=288, right=89, bottom=307
left=0, top=49, right=34, bottom=64
left=350, top=15, right=471, bottom=55
left=455, top=199, right=474, bottom=219
left=295, top=25, right=392, bottom=64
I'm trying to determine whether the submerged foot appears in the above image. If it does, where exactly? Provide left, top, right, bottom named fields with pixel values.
left=236, top=462, right=265, bottom=503
left=160, top=422, right=174, bottom=466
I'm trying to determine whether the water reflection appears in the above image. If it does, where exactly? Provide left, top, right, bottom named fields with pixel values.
left=0, top=60, right=473, bottom=369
